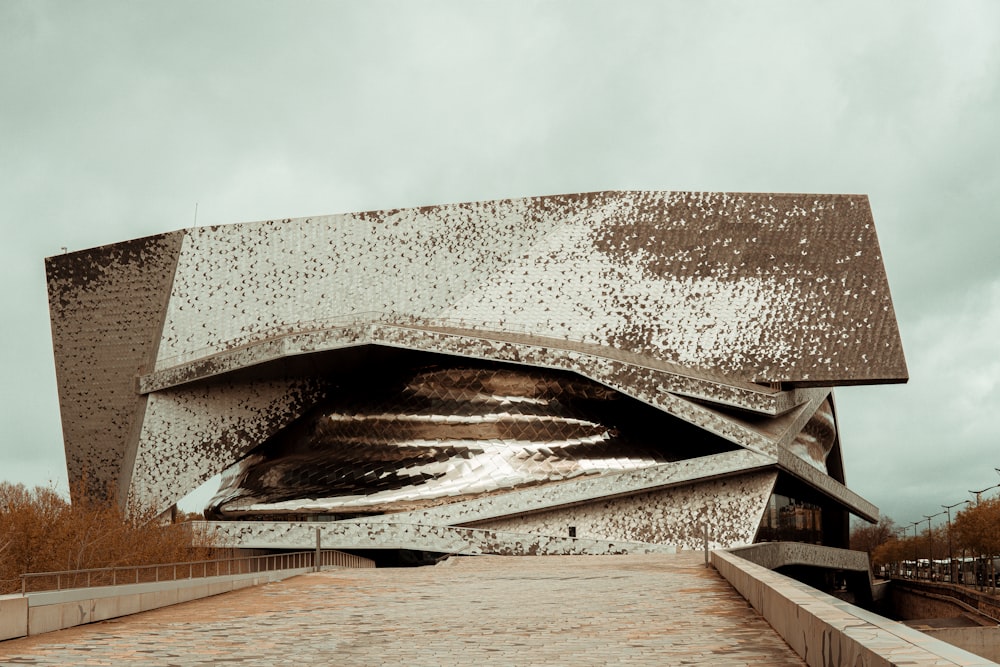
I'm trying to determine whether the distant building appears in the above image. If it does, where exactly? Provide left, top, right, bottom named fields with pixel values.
left=46, top=191, right=906, bottom=554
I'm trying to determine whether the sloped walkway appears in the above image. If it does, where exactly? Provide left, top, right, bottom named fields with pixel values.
left=0, top=552, right=804, bottom=666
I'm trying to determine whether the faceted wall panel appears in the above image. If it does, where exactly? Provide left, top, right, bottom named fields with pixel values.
left=129, top=378, right=326, bottom=512
left=204, top=519, right=676, bottom=556
left=472, top=471, right=777, bottom=550
left=45, top=232, right=183, bottom=500
left=153, top=192, right=907, bottom=385
left=155, top=199, right=552, bottom=370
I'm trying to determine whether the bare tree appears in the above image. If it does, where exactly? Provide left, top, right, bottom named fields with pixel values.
left=850, top=515, right=897, bottom=557
left=0, top=480, right=215, bottom=594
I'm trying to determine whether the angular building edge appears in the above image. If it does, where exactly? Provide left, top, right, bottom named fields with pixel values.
left=45, top=191, right=905, bottom=553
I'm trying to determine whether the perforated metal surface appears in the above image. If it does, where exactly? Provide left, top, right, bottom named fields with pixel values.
left=154, top=191, right=906, bottom=386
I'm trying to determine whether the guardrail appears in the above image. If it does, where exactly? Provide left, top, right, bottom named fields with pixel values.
left=18, top=549, right=373, bottom=595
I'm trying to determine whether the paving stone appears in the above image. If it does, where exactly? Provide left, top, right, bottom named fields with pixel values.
left=0, top=553, right=804, bottom=666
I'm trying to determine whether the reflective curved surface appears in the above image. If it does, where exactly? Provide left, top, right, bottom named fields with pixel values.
left=787, top=398, right=835, bottom=473
left=209, top=365, right=688, bottom=518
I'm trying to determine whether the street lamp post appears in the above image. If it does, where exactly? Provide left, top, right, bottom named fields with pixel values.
left=968, top=484, right=1000, bottom=588
left=909, top=520, right=921, bottom=579
left=969, top=483, right=1000, bottom=506
left=942, top=501, right=964, bottom=584
left=893, top=527, right=907, bottom=577
left=923, top=512, right=944, bottom=581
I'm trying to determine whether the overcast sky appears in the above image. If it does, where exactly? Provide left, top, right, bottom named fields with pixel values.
left=2, top=1, right=998, bottom=530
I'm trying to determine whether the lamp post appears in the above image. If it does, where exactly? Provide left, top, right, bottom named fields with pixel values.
left=969, top=483, right=1000, bottom=506
left=893, top=527, right=908, bottom=577
left=909, top=520, right=921, bottom=579
left=942, top=501, right=964, bottom=584
left=923, top=512, right=944, bottom=581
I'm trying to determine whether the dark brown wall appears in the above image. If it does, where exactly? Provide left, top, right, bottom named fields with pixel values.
left=46, top=232, right=184, bottom=503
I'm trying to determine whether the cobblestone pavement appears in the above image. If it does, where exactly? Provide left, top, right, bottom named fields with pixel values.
left=0, top=552, right=804, bottom=666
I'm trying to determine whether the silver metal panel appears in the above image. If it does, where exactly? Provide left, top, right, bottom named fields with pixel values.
left=45, top=232, right=184, bottom=503
left=475, top=470, right=778, bottom=550
left=154, top=192, right=906, bottom=385
left=199, top=520, right=675, bottom=556
left=128, top=378, right=326, bottom=511
left=361, top=449, right=775, bottom=528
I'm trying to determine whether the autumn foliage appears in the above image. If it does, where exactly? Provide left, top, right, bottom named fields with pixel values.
left=854, top=499, right=1000, bottom=589
left=953, top=497, right=1000, bottom=562
left=0, top=481, right=213, bottom=594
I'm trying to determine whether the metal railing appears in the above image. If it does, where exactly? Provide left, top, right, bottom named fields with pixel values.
left=18, top=549, right=373, bottom=596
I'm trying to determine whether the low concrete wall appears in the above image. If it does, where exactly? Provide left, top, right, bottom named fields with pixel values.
left=893, top=579, right=1000, bottom=623
left=927, top=628, right=1000, bottom=663
left=890, top=586, right=988, bottom=623
left=727, top=542, right=871, bottom=573
left=712, top=550, right=997, bottom=666
left=0, top=597, right=27, bottom=641
left=1, top=566, right=318, bottom=641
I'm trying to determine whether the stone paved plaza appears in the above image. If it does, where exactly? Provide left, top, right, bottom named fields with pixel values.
left=0, top=553, right=805, bottom=666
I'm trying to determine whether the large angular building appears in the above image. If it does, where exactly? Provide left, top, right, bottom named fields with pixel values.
left=46, top=191, right=906, bottom=556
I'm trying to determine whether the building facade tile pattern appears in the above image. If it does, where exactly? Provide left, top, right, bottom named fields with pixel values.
left=45, top=191, right=905, bottom=555
left=359, top=449, right=775, bottom=528
left=203, top=519, right=676, bottom=556
left=45, top=232, right=183, bottom=499
left=129, top=378, right=327, bottom=509
left=153, top=192, right=905, bottom=385
left=472, top=471, right=778, bottom=550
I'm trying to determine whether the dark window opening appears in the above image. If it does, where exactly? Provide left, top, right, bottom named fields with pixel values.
left=756, top=493, right=822, bottom=545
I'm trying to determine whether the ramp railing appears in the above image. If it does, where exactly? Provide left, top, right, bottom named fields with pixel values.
left=17, top=549, right=373, bottom=595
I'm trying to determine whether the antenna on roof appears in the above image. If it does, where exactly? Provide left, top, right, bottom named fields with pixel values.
left=194, top=202, right=199, bottom=227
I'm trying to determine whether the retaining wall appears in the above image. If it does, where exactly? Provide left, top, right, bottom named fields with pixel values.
left=712, top=549, right=997, bottom=666
left=926, top=628, right=1000, bottom=663
left=892, top=579, right=1000, bottom=623
left=1, top=566, right=320, bottom=641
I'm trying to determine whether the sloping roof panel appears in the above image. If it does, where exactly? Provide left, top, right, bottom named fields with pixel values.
left=153, top=191, right=907, bottom=385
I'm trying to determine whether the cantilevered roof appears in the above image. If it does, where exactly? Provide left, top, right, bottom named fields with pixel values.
left=150, top=190, right=906, bottom=385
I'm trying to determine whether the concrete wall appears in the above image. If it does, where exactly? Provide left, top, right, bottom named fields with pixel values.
left=892, top=579, right=1000, bottom=623
left=0, top=597, right=27, bottom=641
left=727, top=541, right=871, bottom=574
left=1, top=566, right=317, bottom=641
left=927, top=628, right=1000, bottom=663
left=712, top=549, right=997, bottom=666
left=890, top=586, right=979, bottom=622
